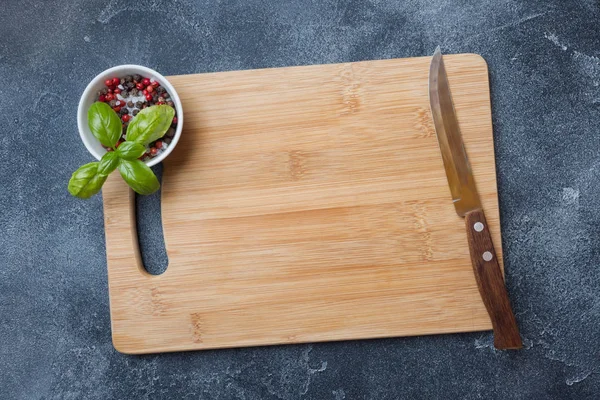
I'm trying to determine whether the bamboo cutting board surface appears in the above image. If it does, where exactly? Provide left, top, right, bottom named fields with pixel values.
left=102, top=54, right=502, bottom=354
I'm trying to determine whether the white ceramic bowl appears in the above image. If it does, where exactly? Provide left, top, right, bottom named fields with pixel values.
left=78, top=65, right=183, bottom=167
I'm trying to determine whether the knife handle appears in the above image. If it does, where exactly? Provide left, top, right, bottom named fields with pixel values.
left=465, top=209, right=522, bottom=350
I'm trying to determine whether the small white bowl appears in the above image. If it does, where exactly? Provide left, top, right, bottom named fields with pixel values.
left=78, top=65, right=183, bottom=167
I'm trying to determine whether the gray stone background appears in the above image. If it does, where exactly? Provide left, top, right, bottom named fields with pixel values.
left=1, top=0, right=599, bottom=398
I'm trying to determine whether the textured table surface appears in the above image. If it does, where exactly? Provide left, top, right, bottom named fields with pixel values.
left=1, top=1, right=599, bottom=399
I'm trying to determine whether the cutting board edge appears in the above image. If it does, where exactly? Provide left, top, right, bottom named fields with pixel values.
left=167, top=53, right=489, bottom=81
left=111, top=322, right=493, bottom=355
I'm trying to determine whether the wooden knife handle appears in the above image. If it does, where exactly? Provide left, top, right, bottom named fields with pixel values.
left=465, top=209, right=522, bottom=350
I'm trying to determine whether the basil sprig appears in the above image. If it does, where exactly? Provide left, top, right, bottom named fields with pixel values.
left=68, top=102, right=175, bottom=199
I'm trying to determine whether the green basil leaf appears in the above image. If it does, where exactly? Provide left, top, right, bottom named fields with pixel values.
left=88, top=102, right=122, bottom=148
left=116, top=141, right=146, bottom=160
left=117, top=159, right=160, bottom=195
left=126, top=105, right=175, bottom=145
left=68, top=162, right=107, bottom=199
left=98, top=151, right=119, bottom=176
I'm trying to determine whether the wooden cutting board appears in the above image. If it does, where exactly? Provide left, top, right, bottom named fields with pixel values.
left=102, top=54, right=502, bottom=354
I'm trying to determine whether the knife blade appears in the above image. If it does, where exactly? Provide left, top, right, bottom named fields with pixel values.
left=429, top=47, right=522, bottom=350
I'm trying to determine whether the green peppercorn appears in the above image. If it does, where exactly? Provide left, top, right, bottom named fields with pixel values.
left=109, top=100, right=117, bottom=108
left=121, top=90, right=129, bottom=98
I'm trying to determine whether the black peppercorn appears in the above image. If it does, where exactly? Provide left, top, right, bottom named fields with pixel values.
left=132, top=109, right=139, bottom=116
left=130, top=88, right=138, bottom=96
left=126, top=82, right=135, bottom=89
left=165, top=137, right=172, bottom=144
left=121, top=90, right=129, bottom=98
left=127, top=101, right=134, bottom=108
left=135, top=101, right=143, bottom=108
left=120, top=108, right=129, bottom=115
left=120, top=78, right=126, bottom=85
left=133, top=74, right=141, bottom=82
left=109, top=100, right=117, bottom=108
left=166, top=127, right=175, bottom=138
left=125, top=75, right=133, bottom=82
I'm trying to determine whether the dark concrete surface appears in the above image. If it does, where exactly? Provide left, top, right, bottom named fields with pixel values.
left=1, top=0, right=599, bottom=398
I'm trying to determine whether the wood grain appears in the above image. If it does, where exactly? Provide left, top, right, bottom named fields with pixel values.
left=465, top=209, right=522, bottom=349
left=102, top=54, right=503, bottom=354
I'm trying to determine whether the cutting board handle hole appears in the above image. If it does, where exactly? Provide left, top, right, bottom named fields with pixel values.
left=135, top=163, right=169, bottom=276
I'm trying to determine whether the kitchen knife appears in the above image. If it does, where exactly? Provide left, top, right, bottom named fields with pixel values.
left=428, top=47, right=522, bottom=349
